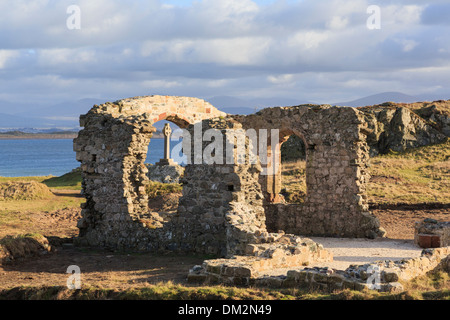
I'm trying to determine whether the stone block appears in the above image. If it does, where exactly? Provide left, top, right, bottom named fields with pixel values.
left=417, top=234, right=441, bottom=249
left=187, top=273, right=207, bottom=284
left=234, top=266, right=252, bottom=278
left=205, top=263, right=222, bottom=275
left=382, top=269, right=400, bottom=283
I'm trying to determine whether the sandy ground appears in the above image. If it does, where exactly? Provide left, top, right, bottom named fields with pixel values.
left=0, top=194, right=448, bottom=290
left=308, top=237, right=422, bottom=270
left=0, top=237, right=425, bottom=290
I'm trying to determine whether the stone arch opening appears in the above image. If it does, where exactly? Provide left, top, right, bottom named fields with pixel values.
left=74, top=95, right=227, bottom=250
left=145, top=120, right=185, bottom=166
left=279, top=132, right=308, bottom=204
left=258, top=127, right=310, bottom=205
left=144, top=119, right=187, bottom=229
left=129, top=116, right=192, bottom=229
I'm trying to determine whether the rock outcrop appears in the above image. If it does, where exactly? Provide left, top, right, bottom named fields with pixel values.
left=281, top=100, right=450, bottom=159
left=358, top=100, right=449, bottom=156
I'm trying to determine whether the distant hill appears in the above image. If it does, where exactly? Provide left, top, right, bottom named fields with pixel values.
left=206, top=96, right=312, bottom=115
left=2, top=92, right=449, bottom=130
left=334, top=92, right=421, bottom=107
left=0, top=113, right=44, bottom=128
left=0, top=98, right=106, bottom=129
left=17, top=98, right=105, bottom=119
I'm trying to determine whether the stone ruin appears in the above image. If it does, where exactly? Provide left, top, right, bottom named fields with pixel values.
left=73, top=95, right=386, bottom=277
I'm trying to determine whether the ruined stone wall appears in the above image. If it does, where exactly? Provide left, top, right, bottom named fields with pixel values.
left=234, top=105, right=383, bottom=238
left=175, top=119, right=266, bottom=257
left=73, top=96, right=383, bottom=255
left=73, top=96, right=226, bottom=251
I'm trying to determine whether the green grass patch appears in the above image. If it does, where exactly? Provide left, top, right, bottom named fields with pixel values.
left=42, top=168, right=82, bottom=190
left=146, top=181, right=182, bottom=198
left=367, top=139, right=450, bottom=205
left=0, top=176, right=51, bottom=184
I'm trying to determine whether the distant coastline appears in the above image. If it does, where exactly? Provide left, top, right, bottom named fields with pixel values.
left=0, top=131, right=164, bottom=140
left=0, top=133, right=79, bottom=140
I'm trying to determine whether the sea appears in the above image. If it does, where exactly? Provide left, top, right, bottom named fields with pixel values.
left=0, top=138, right=173, bottom=177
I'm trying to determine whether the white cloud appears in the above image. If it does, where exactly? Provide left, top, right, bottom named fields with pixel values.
left=327, top=16, right=349, bottom=30
left=400, top=39, right=419, bottom=52
left=287, top=31, right=329, bottom=50
left=142, top=79, right=181, bottom=88
left=0, top=50, right=19, bottom=69
left=267, top=74, right=294, bottom=84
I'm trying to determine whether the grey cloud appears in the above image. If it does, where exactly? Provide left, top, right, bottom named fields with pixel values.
left=0, top=0, right=449, bottom=110
left=421, top=3, right=450, bottom=25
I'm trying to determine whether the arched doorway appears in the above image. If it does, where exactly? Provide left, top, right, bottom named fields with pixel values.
left=258, top=128, right=310, bottom=205
left=280, top=134, right=307, bottom=204
left=143, top=119, right=186, bottom=229
left=74, top=95, right=227, bottom=250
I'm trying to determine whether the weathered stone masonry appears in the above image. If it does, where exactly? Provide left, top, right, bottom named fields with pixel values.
left=73, top=95, right=384, bottom=257
left=73, top=96, right=226, bottom=251
left=233, top=105, right=383, bottom=239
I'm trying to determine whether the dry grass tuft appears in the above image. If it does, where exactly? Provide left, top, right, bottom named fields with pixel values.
left=0, top=181, right=54, bottom=201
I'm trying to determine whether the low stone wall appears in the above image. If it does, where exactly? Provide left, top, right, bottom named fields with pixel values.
left=188, top=246, right=450, bottom=293
left=188, top=233, right=333, bottom=286
left=264, top=203, right=385, bottom=239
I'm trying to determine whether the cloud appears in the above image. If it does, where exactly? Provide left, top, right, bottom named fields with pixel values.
left=0, top=0, right=449, bottom=110
left=0, top=50, right=19, bottom=69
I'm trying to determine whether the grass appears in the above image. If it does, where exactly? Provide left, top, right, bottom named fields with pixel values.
left=0, top=181, right=54, bottom=201
left=0, top=168, right=82, bottom=191
left=366, top=139, right=450, bottom=205
left=0, top=194, right=83, bottom=214
left=42, top=168, right=82, bottom=190
left=0, top=170, right=84, bottom=238
left=0, top=233, right=51, bottom=263
left=280, top=160, right=307, bottom=203
left=281, top=139, right=450, bottom=205
left=1, top=270, right=449, bottom=300
left=146, top=181, right=182, bottom=198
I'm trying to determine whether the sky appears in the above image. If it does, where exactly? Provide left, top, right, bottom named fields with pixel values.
left=0, top=0, right=449, bottom=109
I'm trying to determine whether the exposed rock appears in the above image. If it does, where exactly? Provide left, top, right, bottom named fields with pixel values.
left=358, top=101, right=449, bottom=156
left=280, top=100, right=450, bottom=159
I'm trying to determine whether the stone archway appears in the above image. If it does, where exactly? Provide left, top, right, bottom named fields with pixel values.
left=73, top=96, right=226, bottom=250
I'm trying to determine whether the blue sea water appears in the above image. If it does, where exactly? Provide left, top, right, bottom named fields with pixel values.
left=0, top=138, right=170, bottom=177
